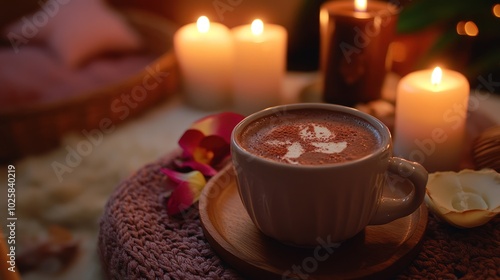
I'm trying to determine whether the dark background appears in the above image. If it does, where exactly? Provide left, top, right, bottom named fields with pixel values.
left=1, top=0, right=499, bottom=89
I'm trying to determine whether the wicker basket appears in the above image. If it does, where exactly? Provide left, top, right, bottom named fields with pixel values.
left=0, top=9, right=179, bottom=163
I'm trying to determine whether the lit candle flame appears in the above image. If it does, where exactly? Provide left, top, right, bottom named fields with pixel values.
left=197, top=16, right=210, bottom=33
left=431, top=67, right=442, bottom=86
left=355, top=0, right=367, bottom=12
left=251, top=19, right=264, bottom=36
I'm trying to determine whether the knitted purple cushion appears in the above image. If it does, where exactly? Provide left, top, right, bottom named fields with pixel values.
left=98, top=153, right=240, bottom=279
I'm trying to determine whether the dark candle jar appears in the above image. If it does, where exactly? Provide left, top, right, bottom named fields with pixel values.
left=320, top=0, right=399, bottom=106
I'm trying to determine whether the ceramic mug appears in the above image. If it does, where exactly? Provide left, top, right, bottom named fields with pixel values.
left=230, top=103, right=428, bottom=247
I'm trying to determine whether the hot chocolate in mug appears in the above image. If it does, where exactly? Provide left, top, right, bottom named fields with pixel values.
left=231, top=103, right=428, bottom=247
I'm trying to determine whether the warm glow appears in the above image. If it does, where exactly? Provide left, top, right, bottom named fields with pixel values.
left=464, top=21, right=479, bottom=36
left=431, top=67, right=442, bottom=86
left=355, top=0, right=367, bottom=12
left=251, top=19, right=264, bottom=36
left=456, top=21, right=466, bottom=35
left=390, top=41, right=407, bottom=63
left=456, top=21, right=479, bottom=36
left=320, top=9, right=328, bottom=27
left=494, top=4, right=500, bottom=17
left=197, top=16, right=210, bottom=33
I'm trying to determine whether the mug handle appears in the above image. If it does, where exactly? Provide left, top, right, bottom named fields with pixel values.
left=369, top=157, right=428, bottom=225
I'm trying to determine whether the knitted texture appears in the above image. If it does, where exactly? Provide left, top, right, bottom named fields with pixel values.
left=397, top=212, right=499, bottom=279
left=98, top=153, right=240, bottom=280
left=99, top=154, right=499, bottom=279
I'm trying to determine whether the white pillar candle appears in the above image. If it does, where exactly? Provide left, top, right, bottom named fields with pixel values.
left=394, top=67, right=470, bottom=172
left=174, top=16, right=233, bottom=110
left=231, top=19, right=287, bottom=115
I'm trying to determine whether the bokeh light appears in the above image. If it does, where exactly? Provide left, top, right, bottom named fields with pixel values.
left=493, top=4, right=500, bottom=17
left=456, top=20, right=478, bottom=36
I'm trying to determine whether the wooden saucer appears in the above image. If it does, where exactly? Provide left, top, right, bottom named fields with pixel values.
left=199, top=164, right=428, bottom=280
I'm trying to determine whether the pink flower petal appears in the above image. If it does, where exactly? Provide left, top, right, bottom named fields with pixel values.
left=161, top=169, right=207, bottom=215
left=161, top=168, right=184, bottom=184
left=189, top=112, right=244, bottom=143
left=166, top=182, right=194, bottom=215
left=197, top=135, right=230, bottom=167
left=161, top=168, right=206, bottom=185
left=178, top=160, right=218, bottom=177
left=178, top=129, right=205, bottom=157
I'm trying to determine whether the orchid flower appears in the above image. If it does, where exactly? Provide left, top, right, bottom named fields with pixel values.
left=177, top=112, right=244, bottom=176
left=161, top=112, right=244, bottom=215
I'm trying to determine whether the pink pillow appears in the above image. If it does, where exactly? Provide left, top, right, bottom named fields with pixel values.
left=4, top=0, right=142, bottom=68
